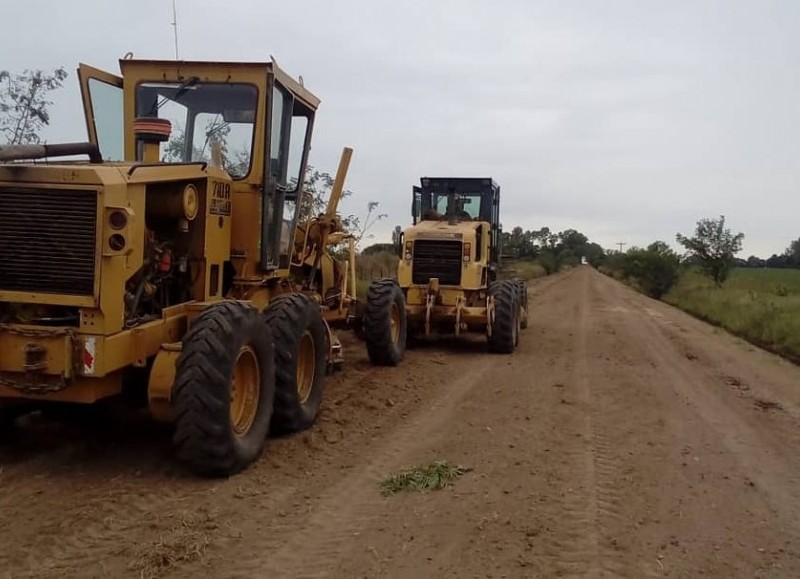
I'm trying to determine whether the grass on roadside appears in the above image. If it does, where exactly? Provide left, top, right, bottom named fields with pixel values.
left=500, top=259, right=548, bottom=281
left=663, top=267, right=800, bottom=363
left=380, top=460, right=470, bottom=496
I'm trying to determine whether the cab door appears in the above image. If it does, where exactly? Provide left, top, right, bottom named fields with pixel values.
left=77, top=64, right=124, bottom=161
left=412, top=186, right=422, bottom=225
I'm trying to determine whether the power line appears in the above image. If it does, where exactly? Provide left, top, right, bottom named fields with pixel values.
left=616, top=242, right=627, bottom=253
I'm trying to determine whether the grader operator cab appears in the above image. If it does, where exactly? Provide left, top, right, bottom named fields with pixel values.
left=397, top=177, right=527, bottom=352
left=0, top=58, right=403, bottom=476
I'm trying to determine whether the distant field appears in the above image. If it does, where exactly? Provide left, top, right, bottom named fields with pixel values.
left=664, top=267, right=800, bottom=362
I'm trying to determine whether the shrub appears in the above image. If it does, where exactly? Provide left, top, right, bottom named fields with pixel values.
left=607, top=241, right=681, bottom=299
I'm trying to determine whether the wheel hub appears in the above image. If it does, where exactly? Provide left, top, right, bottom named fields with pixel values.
left=230, top=345, right=260, bottom=437
left=390, top=303, right=400, bottom=344
left=296, top=331, right=316, bottom=404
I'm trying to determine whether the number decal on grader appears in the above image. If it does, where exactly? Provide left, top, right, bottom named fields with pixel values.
left=210, top=181, right=232, bottom=216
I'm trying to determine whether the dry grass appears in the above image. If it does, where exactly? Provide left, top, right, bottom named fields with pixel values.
left=129, top=510, right=217, bottom=578
left=356, top=250, right=399, bottom=297
left=499, top=259, right=548, bottom=281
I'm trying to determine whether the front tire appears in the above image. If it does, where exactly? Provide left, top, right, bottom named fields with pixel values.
left=488, top=280, right=518, bottom=354
left=263, top=294, right=328, bottom=435
left=363, top=279, right=407, bottom=366
left=172, top=301, right=275, bottom=477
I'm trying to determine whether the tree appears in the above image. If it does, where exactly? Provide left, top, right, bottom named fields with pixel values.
left=298, top=165, right=385, bottom=248
left=766, top=253, right=790, bottom=269
left=349, top=201, right=388, bottom=248
left=0, top=67, right=68, bottom=145
left=745, top=255, right=766, bottom=268
left=786, top=237, right=800, bottom=267
left=579, top=242, right=606, bottom=267
left=502, top=226, right=536, bottom=258
left=676, top=215, right=744, bottom=286
left=299, top=166, right=350, bottom=222
left=605, top=241, right=681, bottom=298
left=537, top=249, right=558, bottom=274
left=362, top=243, right=396, bottom=255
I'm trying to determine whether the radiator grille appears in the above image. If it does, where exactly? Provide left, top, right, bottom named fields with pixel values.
left=0, top=187, right=97, bottom=296
left=412, top=239, right=462, bottom=286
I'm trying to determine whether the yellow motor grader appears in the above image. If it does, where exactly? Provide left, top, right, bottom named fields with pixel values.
left=396, top=177, right=527, bottom=352
left=0, top=57, right=405, bottom=476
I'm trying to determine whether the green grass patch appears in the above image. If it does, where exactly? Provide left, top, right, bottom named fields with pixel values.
left=380, top=460, right=470, bottom=496
left=664, top=267, right=800, bottom=363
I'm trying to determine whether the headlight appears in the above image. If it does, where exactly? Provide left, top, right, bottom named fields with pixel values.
left=109, top=210, right=128, bottom=230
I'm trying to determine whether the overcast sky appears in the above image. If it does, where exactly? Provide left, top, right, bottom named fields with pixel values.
left=3, top=0, right=799, bottom=257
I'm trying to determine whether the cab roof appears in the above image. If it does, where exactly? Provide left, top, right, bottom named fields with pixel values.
left=420, top=177, right=499, bottom=190
left=116, top=58, right=321, bottom=110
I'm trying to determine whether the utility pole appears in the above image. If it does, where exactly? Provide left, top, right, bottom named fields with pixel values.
left=616, top=242, right=627, bottom=253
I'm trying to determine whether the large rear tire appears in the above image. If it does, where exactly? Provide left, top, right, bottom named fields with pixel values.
left=488, top=280, right=518, bottom=354
left=172, top=301, right=275, bottom=477
left=263, top=294, right=327, bottom=435
left=363, top=279, right=407, bottom=366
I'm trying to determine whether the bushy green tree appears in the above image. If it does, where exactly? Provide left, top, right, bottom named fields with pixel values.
left=622, top=242, right=681, bottom=298
left=676, top=215, right=744, bottom=286
left=785, top=237, right=800, bottom=267
left=537, top=249, right=558, bottom=274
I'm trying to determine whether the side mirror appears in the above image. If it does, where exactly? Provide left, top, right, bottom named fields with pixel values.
left=392, top=225, right=403, bottom=256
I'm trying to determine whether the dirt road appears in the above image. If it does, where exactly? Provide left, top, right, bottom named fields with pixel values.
left=2, top=267, right=800, bottom=578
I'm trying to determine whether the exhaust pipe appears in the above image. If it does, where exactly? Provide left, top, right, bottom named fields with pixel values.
left=0, top=142, right=102, bottom=163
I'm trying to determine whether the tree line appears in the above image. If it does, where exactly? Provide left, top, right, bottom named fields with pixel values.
left=500, top=227, right=605, bottom=273
left=487, top=215, right=747, bottom=299
left=738, top=238, right=800, bottom=269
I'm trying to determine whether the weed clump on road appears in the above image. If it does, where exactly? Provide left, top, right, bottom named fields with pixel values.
left=380, top=461, right=470, bottom=496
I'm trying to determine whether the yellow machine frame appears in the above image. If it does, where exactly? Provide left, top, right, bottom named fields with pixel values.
left=0, top=58, right=356, bottom=417
left=396, top=177, right=525, bottom=351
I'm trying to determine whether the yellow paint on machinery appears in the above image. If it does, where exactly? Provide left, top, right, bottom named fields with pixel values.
left=395, top=177, right=526, bottom=351
left=0, top=56, right=383, bottom=476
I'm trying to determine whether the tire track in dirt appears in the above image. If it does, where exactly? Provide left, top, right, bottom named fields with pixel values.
left=536, top=271, right=602, bottom=578
left=0, top=324, right=502, bottom=578
left=589, top=272, right=800, bottom=575
left=223, top=354, right=497, bottom=578
left=605, top=275, right=800, bottom=525
left=533, top=269, right=651, bottom=578
left=583, top=273, right=667, bottom=579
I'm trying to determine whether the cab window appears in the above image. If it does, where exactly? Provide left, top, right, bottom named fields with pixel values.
left=135, top=81, right=258, bottom=179
left=87, top=78, right=124, bottom=161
